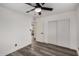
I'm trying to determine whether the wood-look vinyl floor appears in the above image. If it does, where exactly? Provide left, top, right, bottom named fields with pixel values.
left=7, top=41, right=78, bottom=56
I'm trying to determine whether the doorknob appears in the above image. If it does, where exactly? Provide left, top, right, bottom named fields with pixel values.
left=41, top=32, right=44, bottom=34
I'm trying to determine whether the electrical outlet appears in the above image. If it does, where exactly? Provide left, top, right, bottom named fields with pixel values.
left=15, top=44, right=17, bottom=47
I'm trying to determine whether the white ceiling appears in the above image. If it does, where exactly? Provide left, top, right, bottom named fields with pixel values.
left=0, top=3, right=78, bottom=17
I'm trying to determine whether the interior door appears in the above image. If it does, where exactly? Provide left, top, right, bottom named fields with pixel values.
left=48, top=21, right=56, bottom=44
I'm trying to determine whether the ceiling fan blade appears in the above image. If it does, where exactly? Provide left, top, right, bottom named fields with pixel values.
left=38, top=12, right=41, bottom=15
left=36, top=3, right=42, bottom=7
left=25, top=3, right=35, bottom=7
left=41, top=3, right=45, bottom=5
left=41, top=7, right=53, bottom=11
left=26, top=8, right=35, bottom=13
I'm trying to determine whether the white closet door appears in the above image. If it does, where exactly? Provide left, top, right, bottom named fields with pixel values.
left=57, top=20, right=70, bottom=48
left=48, top=21, right=56, bottom=44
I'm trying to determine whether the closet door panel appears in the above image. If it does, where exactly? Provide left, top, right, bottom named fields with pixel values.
left=48, top=21, right=56, bottom=44
left=57, top=20, right=70, bottom=48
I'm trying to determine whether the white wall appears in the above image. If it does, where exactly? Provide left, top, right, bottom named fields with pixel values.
left=36, top=11, right=77, bottom=50
left=76, top=7, right=79, bottom=48
left=0, top=6, right=32, bottom=56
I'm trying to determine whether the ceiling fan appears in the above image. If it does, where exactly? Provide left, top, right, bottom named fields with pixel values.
left=25, top=3, right=53, bottom=15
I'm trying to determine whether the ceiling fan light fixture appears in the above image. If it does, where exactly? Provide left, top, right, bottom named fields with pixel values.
left=35, top=8, right=41, bottom=12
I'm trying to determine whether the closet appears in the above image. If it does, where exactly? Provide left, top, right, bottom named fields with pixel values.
left=48, top=19, right=70, bottom=48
